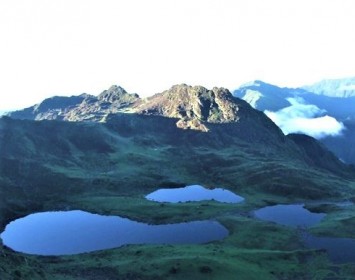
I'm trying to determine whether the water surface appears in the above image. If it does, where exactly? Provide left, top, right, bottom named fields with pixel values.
left=254, top=203, right=355, bottom=263
left=0, top=210, right=228, bottom=256
left=254, top=204, right=325, bottom=228
left=303, top=234, right=355, bottom=263
left=146, top=185, right=244, bottom=203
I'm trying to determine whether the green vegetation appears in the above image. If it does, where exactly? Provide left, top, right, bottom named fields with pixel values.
left=306, top=203, right=355, bottom=239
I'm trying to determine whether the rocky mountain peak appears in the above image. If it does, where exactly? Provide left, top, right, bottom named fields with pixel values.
left=98, top=85, right=138, bottom=103
left=127, top=84, right=274, bottom=132
left=134, top=84, right=241, bottom=124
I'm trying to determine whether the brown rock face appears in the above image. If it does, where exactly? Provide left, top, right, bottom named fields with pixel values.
left=130, top=84, right=260, bottom=132
left=134, top=84, right=240, bottom=124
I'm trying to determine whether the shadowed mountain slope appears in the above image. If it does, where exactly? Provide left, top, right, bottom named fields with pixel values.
left=287, top=133, right=354, bottom=177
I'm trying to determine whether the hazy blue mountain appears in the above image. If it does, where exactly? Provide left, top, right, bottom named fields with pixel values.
left=233, top=80, right=355, bottom=121
left=233, top=80, right=299, bottom=111
left=233, top=79, right=355, bottom=164
left=302, top=77, right=355, bottom=98
left=298, top=93, right=355, bottom=121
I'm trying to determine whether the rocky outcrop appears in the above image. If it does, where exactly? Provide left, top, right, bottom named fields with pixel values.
left=64, top=86, right=140, bottom=122
left=134, top=85, right=240, bottom=123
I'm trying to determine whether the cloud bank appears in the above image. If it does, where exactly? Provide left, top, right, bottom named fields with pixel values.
left=265, top=97, right=345, bottom=139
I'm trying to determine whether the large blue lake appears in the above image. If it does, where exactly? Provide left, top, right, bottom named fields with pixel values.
left=0, top=210, right=228, bottom=256
left=146, top=185, right=244, bottom=203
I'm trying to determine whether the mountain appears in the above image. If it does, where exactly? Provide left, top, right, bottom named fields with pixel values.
left=233, top=80, right=301, bottom=111
left=1, top=92, right=354, bottom=206
left=233, top=79, right=355, bottom=164
left=8, top=94, right=88, bottom=120
left=321, top=119, right=355, bottom=163
left=302, top=77, right=355, bottom=98
left=132, top=84, right=286, bottom=139
left=234, top=80, right=355, bottom=120
left=3, top=84, right=354, bottom=193
left=7, top=85, right=140, bottom=122
left=7, top=83, right=354, bottom=170
left=2, top=84, right=355, bottom=279
left=8, top=82, right=355, bottom=164
left=7, top=84, right=283, bottom=137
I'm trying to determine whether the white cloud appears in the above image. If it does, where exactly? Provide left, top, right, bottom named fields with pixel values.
left=265, top=98, right=345, bottom=139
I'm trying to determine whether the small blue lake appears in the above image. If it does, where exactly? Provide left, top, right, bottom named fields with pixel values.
left=254, top=203, right=355, bottom=263
left=302, top=234, right=355, bottom=264
left=0, top=210, right=228, bottom=256
left=146, top=185, right=244, bottom=203
left=254, top=204, right=325, bottom=228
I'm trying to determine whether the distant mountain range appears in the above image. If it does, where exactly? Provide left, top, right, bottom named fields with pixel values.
left=302, top=77, right=355, bottom=98
left=7, top=84, right=280, bottom=136
left=3, top=83, right=353, bottom=193
left=233, top=78, right=355, bottom=164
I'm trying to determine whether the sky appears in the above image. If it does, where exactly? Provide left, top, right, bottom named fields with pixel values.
left=1, top=0, right=355, bottom=111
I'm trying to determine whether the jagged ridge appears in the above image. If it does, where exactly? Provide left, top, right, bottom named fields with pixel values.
left=8, top=84, right=282, bottom=135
